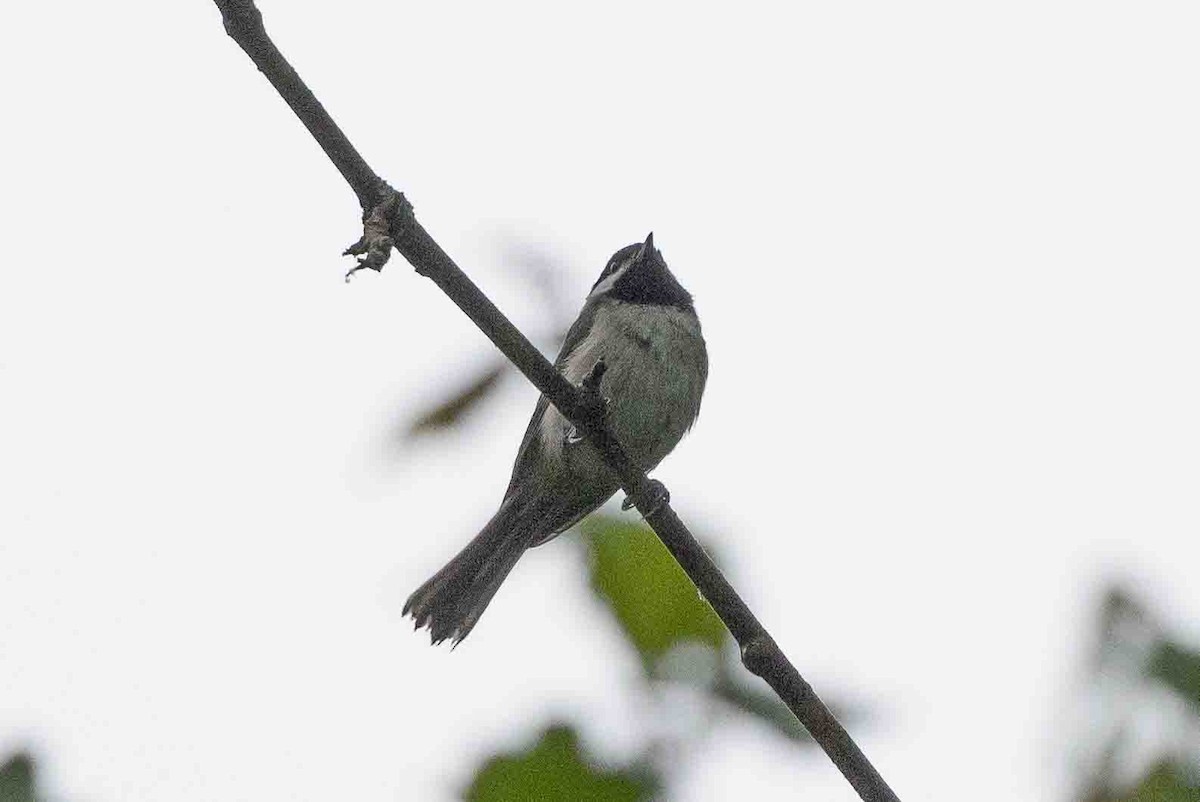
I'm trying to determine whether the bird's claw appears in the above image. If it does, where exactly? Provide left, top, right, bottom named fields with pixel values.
left=576, top=359, right=609, bottom=424
left=622, top=479, right=670, bottom=518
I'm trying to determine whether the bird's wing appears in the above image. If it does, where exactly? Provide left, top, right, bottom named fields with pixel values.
left=501, top=297, right=602, bottom=502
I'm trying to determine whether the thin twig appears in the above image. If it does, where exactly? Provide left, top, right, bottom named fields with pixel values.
left=212, top=3, right=901, bottom=800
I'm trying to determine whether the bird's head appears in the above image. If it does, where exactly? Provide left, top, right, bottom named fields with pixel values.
left=589, top=232, right=694, bottom=311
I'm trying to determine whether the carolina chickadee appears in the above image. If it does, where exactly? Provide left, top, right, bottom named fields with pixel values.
left=404, top=233, right=708, bottom=645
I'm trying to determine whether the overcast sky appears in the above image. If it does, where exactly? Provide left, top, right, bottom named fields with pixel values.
left=2, top=2, right=1198, bottom=801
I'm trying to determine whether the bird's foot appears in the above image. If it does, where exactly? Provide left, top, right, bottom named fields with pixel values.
left=565, top=359, right=609, bottom=448
left=576, top=358, right=609, bottom=424
left=622, top=479, right=670, bottom=518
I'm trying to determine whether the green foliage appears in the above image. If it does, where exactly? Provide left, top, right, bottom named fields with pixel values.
left=462, top=517, right=822, bottom=798
left=581, top=515, right=817, bottom=745
left=1147, top=641, right=1200, bottom=714
left=0, top=753, right=38, bottom=802
left=1077, top=586, right=1200, bottom=802
left=463, top=724, right=658, bottom=802
left=1098, top=762, right=1199, bottom=802
left=406, top=363, right=506, bottom=437
left=582, top=515, right=727, bottom=675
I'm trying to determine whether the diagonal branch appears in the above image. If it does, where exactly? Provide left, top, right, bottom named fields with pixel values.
left=212, top=3, right=901, bottom=801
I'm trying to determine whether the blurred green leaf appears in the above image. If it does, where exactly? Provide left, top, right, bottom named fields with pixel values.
left=1096, top=761, right=1199, bottom=802
left=583, top=516, right=727, bottom=675
left=1147, top=640, right=1200, bottom=713
left=464, top=724, right=658, bottom=802
left=407, top=363, right=506, bottom=437
left=0, top=753, right=37, bottom=802
left=711, top=673, right=811, bottom=744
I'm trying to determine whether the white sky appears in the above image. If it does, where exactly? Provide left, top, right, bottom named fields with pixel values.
left=2, top=2, right=1198, bottom=800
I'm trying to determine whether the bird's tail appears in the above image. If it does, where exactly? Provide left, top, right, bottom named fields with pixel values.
left=403, top=497, right=543, bottom=645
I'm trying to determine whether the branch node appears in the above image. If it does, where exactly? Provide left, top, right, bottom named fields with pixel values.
left=343, top=189, right=412, bottom=281
left=217, top=0, right=264, bottom=41
left=740, top=634, right=781, bottom=678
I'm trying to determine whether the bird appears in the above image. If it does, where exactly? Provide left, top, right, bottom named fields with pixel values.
left=403, top=233, right=708, bottom=645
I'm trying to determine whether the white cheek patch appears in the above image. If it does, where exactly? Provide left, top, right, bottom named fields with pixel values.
left=588, top=258, right=633, bottom=300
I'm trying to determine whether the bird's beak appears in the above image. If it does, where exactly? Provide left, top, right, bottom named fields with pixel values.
left=636, top=232, right=655, bottom=261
